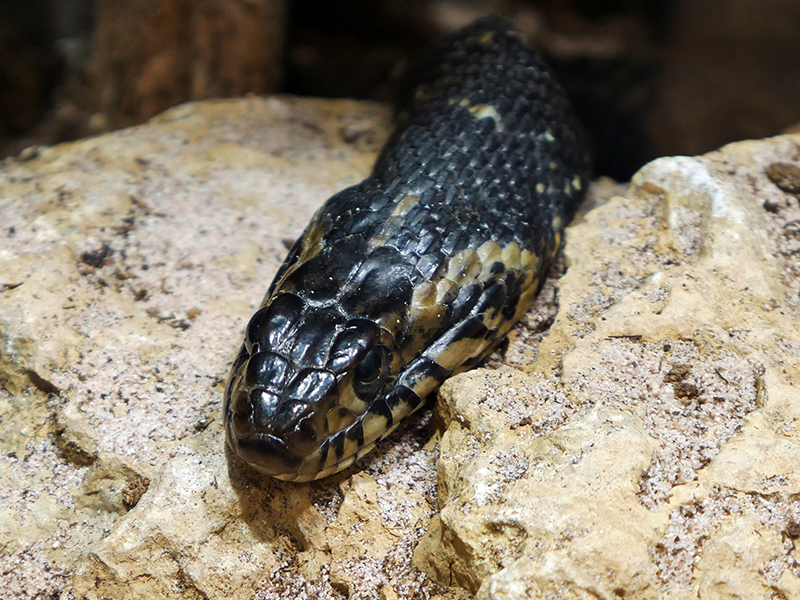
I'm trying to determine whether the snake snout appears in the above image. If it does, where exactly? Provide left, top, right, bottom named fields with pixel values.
left=225, top=351, right=338, bottom=476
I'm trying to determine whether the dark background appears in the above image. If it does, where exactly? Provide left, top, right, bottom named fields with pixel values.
left=2, top=0, right=799, bottom=181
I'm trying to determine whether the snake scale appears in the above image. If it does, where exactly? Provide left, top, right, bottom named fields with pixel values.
left=224, top=17, right=592, bottom=481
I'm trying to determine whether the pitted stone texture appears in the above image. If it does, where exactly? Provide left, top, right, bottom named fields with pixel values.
left=4, top=94, right=800, bottom=600
left=0, top=97, right=467, bottom=600
left=415, top=135, right=800, bottom=599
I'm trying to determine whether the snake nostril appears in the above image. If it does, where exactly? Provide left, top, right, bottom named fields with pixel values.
left=271, top=401, right=312, bottom=437
left=285, top=414, right=321, bottom=456
left=230, top=390, right=253, bottom=438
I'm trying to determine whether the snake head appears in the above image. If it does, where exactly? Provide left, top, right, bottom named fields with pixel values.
left=224, top=292, right=397, bottom=480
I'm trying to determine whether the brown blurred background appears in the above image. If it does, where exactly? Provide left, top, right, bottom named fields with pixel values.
left=1, top=0, right=799, bottom=181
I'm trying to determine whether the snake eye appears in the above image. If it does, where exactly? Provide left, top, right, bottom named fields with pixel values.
left=353, top=344, right=389, bottom=399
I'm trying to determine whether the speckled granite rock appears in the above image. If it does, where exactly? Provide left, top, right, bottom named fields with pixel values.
left=414, top=137, right=800, bottom=599
left=2, top=97, right=799, bottom=600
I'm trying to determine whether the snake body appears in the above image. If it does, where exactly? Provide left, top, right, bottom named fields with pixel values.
left=224, top=17, right=591, bottom=481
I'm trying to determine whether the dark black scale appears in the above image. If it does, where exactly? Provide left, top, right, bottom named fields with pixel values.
left=224, top=17, right=591, bottom=480
left=389, top=228, right=420, bottom=256
left=287, top=309, right=345, bottom=367
left=367, top=397, right=395, bottom=428
left=502, top=273, right=523, bottom=321
left=245, top=352, right=290, bottom=392
left=252, top=389, right=281, bottom=430
left=473, top=281, right=508, bottom=318
left=332, top=431, right=346, bottom=462
left=246, top=293, right=305, bottom=353
left=384, top=384, right=423, bottom=411
left=345, top=421, right=365, bottom=447
left=327, top=324, right=380, bottom=374
left=285, top=234, right=369, bottom=301
left=415, top=252, right=445, bottom=280
left=271, top=400, right=311, bottom=437
left=285, top=369, right=336, bottom=403
left=286, top=414, right=319, bottom=455
left=452, top=282, right=485, bottom=323
left=396, top=357, right=453, bottom=390
left=315, top=439, right=331, bottom=474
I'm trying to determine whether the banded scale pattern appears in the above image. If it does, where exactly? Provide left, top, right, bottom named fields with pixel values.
left=224, top=17, right=592, bottom=481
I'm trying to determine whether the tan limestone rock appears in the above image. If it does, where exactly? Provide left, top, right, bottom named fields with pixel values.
left=415, top=136, right=800, bottom=599
left=3, top=92, right=800, bottom=600
left=0, top=97, right=464, bottom=599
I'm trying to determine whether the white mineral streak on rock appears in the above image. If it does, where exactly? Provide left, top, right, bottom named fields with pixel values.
left=651, top=156, right=741, bottom=223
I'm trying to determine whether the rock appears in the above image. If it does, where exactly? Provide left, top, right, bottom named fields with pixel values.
left=414, top=136, right=800, bottom=598
left=0, top=97, right=464, bottom=600
left=89, top=0, right=287, bottom=129
left=2, top=95, right=799, bottom=600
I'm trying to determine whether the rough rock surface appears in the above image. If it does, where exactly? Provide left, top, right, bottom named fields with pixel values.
left=1, top=97, right=799, bottom=600
left=415, top=138, right=800, bottom=598
left=0, top=97, right=467, bottom=600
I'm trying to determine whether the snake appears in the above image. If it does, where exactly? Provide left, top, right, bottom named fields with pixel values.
left=223, top=17, right=592, bottom=481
